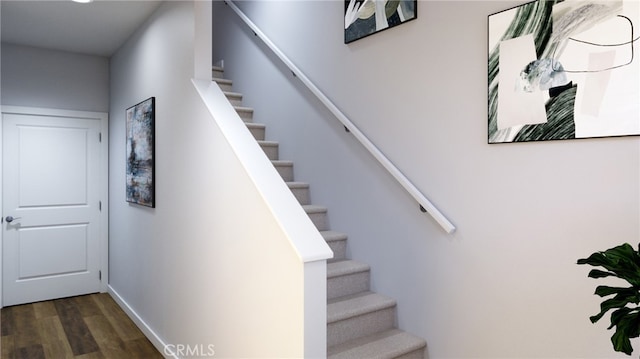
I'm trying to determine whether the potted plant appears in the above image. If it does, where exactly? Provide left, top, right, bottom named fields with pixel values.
left=578, top=243, right=640, bottom=356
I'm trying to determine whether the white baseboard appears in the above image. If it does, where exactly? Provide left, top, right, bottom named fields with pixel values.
left=107, top=285, right=178, bottom=359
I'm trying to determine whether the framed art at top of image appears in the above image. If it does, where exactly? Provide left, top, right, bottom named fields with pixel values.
left=345, top=0, right=417, bottom=43
left=488, top=0, right=640, bottom=143
left=126, top=97, right=155, bottom=208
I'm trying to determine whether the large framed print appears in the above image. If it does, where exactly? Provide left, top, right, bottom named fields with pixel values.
left=345, top=0, right=417, bottom=43
left=126, top=97, right=155, bottom=207
left=488, top=0, right=640, bottom=143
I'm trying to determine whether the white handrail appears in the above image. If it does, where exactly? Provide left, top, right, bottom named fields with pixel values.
left=223, top=0, right=456, bottom=234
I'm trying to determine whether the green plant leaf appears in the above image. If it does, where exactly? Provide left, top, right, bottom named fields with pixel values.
left=591, top=294, right=640, bottom=323
left=611, top=324, right=634, bottom=355
left=596, top=285, right=627, bottom=297
left=579, top=244, right=640, bottom=287
left=610, top=313, right=640, bottom=355
left=578, top=252, right=608, bottom=267
left=579, top=243, right=640, bottom=356
left=589, top=269, right=620, bottom=279
left=608, top=307, right=639, bottom=330
left=595, top=286, right=639, bottom=298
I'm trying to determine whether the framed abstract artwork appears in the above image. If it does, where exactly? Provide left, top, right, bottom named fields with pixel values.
left=126, top=97, right=155, bottom=207
left=345, top=0, right=417, bottom=43
left=488, top=0, right=639, bottom=143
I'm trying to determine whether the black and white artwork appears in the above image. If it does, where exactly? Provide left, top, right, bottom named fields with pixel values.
left=488, top=0, right=639, bottom=143
left=126, top=97, right=155, bottom=207
left=345, top=0, right=417, bottom=43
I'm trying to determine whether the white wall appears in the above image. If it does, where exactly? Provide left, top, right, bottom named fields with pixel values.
left=213, top=1, right=640, bottom=358
left=110, top=2, right=316, bottom=357
left=0, top=43, right=109, bottom=112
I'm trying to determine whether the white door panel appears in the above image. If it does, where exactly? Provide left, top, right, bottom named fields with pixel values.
left=2, top=109, right=106, bottom=307
left=18, top=224, right=89, bottom=278
left=18, top=125, right=90, bottom=206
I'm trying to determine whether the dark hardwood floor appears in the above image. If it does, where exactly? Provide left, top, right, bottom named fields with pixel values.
left=1, top=293, right=163, bottom=359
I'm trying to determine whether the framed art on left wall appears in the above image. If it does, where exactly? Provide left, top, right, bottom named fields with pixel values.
left=126, top=97, right=155, bottom=207
left=345, top=0, right=417, bottom=43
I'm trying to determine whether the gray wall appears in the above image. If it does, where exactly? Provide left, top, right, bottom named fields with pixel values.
left=109, top=1, right=202, bottom=349
left=1, top=43, right=109, bottom=112
left=110, top=2, right=316, bottom=356
left=213, top=1, right=640, bottom=358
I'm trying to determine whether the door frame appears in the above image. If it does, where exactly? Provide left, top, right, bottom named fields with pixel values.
left=0, top=106, right=109, bottom=308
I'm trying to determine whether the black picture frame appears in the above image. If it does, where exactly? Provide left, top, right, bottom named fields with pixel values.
left=345, top=0, right=417, bottom=44
left=126, top=97, right=155, bottom=207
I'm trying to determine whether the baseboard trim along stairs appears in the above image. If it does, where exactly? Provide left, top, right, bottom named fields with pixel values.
left=212, top=66, right=427, bottom=359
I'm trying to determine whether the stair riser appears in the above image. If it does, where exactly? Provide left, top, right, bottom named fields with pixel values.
left=395, top=349, right=425, bottom=359
left=216, top=81, right=233, bottom=92
left=327, top=307, right=396, bottom=347
left=289, top=186, right=310, bottom=205
left=226, top=95, right=243, bottom=106
left=236, top=109, right=254, bottom=123
left=260, top=143, right=279, bottom=160
left=273, top=163, right=294, bottom=182
left=247, top=126, right=265, bottom=141
left=307, top=211, right=329, bottom=231
left=212, top=69, right=224, bottom=78
left=326, top=330, right=426, bottom=359
left=328, top=271, right=370, bottom=300
left=327, top=240, right=346, bottom=262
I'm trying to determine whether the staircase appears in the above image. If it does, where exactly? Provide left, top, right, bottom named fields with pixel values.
left=213, top=66, right=427, bottom=359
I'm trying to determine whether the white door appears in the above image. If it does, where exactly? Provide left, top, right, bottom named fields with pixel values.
left=2, top=108, right=106, bottom=307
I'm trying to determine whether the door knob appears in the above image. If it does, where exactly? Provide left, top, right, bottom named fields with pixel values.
left=5, top=216, right=21, bottom=223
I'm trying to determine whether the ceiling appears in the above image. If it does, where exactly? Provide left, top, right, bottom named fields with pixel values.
left=1, top=0, right=163, bottom=57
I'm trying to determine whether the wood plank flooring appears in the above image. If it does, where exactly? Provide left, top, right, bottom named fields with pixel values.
left=0, top=293, right=163, bottom=359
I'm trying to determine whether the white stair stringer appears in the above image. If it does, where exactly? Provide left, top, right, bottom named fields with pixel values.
left=212, top=66, right=426, bottom=359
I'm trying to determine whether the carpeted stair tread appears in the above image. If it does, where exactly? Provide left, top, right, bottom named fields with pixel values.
left=224, top=91, right=243, bottom=106
left=287, top=182, right=310, bottom=205
left=212, top=66, right=224, bottom=78
left=322, top=231, right=347, bottom=262
left=258, top=141, right=279, bottom=160
left=321, top=231, right=348, bottom=243
left=234, top=105, right=253, bottom=111
left=327, top=260, right=371, bottom=299
left=328, top=292, right=396, bottom=324
left=245, top=123, right=266, bottom=141
left=213, top=78, right=233, bottom=91
left=327, top=260, right=370, bottom=279
left=286, top=181, right=309, bottom=189
left=223, top=90, right=243, bottom=97
left=303, top=204, right=329, bottom=231
left=271, top=159, right=293, bottom=166
left=234, top=106, right=254, bottom=122
left=271, top=160, right=294, bottom=182
left=327, top=329, right=426, bottom=359
left=245, top=122, right=265, bottom=129
left=303, top=204, right=328, bottom=213
left=213, top=77, right=232, bottom=85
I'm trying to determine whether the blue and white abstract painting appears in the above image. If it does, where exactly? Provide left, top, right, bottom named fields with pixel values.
left=126, top=97, right=155, bottom=207
left=488, top=0, right=639, bottom=143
